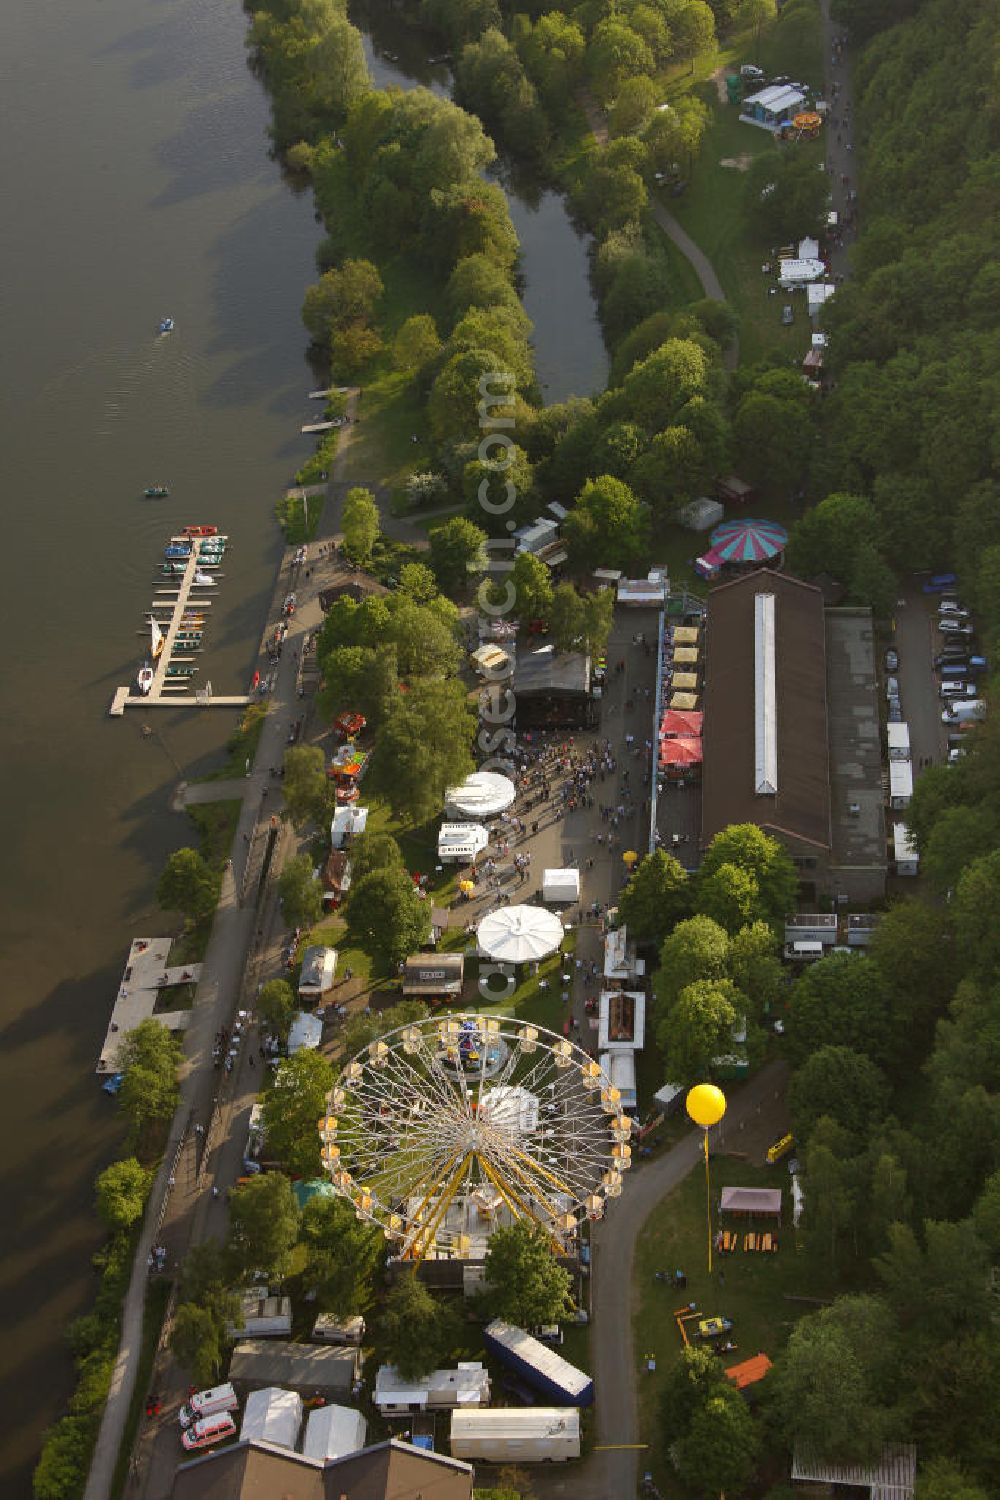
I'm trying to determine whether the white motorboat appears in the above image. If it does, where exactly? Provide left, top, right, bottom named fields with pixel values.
left=193, top=571, right=217, bottom=586
left=137, top=665, right=154, bottom=695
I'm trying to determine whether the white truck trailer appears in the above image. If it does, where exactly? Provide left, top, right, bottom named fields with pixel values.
left=450, top=1407, right=580, bottom=1463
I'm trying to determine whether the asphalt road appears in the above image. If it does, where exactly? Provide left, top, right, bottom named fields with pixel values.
left=893, top=583, right=947, bottom=772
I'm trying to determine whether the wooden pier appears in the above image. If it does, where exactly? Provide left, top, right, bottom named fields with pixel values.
left=109, top=533, right=250, bottom=717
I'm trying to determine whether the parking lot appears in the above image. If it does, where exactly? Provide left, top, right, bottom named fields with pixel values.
left=890, top=582, right=954, bottom=770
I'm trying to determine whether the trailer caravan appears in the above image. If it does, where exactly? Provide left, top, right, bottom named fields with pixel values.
left=227, top=1293, right=292, bottom=1340
left=374, top=1362, right=490, bottom=1415
left=450, top=1408, right=581, bottom=1463
left=483, top=1322, right=594, bottom=1407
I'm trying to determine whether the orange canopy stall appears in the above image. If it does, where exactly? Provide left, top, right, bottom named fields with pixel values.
left=660, top=709, right=704, bottom=737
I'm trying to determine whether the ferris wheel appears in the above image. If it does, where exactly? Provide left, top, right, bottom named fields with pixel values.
left=317, top=1014, right=632, bottom=1260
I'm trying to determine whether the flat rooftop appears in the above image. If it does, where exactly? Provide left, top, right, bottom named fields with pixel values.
left=824, top=610, right=887, bottom=888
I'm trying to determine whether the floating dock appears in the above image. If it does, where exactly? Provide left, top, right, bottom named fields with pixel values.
left=109, top=533, right=250, bottom=717
left=96, top=938, right=202, bottom=1074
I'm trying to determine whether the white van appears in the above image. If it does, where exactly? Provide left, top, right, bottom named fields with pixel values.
left=180, top=1411, right=237, bottom=1451
left=178, top=1382, right=238, bottom=1429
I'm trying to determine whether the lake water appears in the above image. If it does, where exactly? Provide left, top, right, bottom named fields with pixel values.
left=0, top=0, right=603, bottom=1490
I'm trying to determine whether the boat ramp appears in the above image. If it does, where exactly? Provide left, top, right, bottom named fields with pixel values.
left=96, top=938, right=202, bottom=1076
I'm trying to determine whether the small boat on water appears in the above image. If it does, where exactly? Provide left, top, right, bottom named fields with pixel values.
left=161, top=562, right=186, bottom=577
left=158, top=317, right=175, bottom=335
left=136, top=664, right=154, bottom=695
left=193, top=571, right=216, bottom=586
left=144, top=485, right=170, bottom=499
left=166, top=665, right=197, bottom=678
left=150, top=619, right=165, bottom=661
left=164, top=544, right=191, bottom=561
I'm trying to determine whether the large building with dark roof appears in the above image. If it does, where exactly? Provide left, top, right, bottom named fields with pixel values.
left=171, top=1437, right=473, bottom=1500
left=701, top=570, right=885, bottom=902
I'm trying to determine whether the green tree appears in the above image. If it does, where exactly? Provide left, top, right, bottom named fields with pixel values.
left=347, top=867, right=432, bottom=966
left=282, top=744, right=333, bottom=829
left=615, top=337, right=709, bottom=432
left=971, top=1169, right=1000, bottom=1257
left=226, top=1172, right=300, bottom=1284
left=33, top=1417, right=92, bottom=1500
left=446, top=254, right=521, bottom=320
left=732, top=391, right=814, bottom=500
left=617, top=850, right=690, bottom=947
left=562, top=474, right=647, bottom=572
left=398, top=561, right=439, bottom=603
left=278, top=852, right=323, bottom=930
left=341, top=486, right=380, bottom=565
left=660, top=1345, right=730, bottom=1445
left=115, top=1020, right=182, bottom=1145
left=654, top=914, right=729, bottom=1013
left=302, top=259, right=383, bottom=345
left=349, top=830, right=405, bottom=885
left=94, top=1158, right=151, bottom=1232
left=482, top=1223, right=574, bottom=1326
left=428, top=516, right=488, bottom=592
left=587, top=18, right=654, bottom=104
left=179, top=1239, right=235, bottom=1309
left=698, top=824, right=798, bottom=934
left=803, top=1116, right=858, bottom=1265
left=548, top=583, right=585, bottom=653
left=695, top=861, right=762, bottom=935
left=170, top=1303, right=225, bottom=1389
left=675, top=1391, right=759, bottom=1496
left=429, top=351, right=519, bottom=447
left=341, top=1000, right=428, bottom=1060
left=874, top=1219, right=991, bottom=1344
left=157, top=847, right=220, bottom=924
left=866, top=900, right=955, bottom=1069
left=727, top=921, right=783, bottom=1023
left=258, top=978, right=297, bottom=1047
left=914, top=1459, right=990, bottom=1500
left=318, top=643, right=399, bottom=731
left=767, top=1295, right=898, bottom=1463
left=657, top=978, right=741, bottom=1083
left=392, top=314, right=443, bottom=373
left=262, top=1050, right=335, bottom=1180
left=922, top=806, right=999, bottom=898
left=786, top=492, right=884, bottom=589
left=300, top=1193, right=384, bottom=1316
left=381, top=1272, right=460, bottom=1381
left=331, top=320, right=383, bottom=377
left=511, top=550, right=554, bottom=623
left=953, top=850, right=1000, bottom=976
left=787, top=954, right=893, bottom=1067
left=610, top=75, right=659, bottom=136
left=374, top=678, right=476, bottom=824
left=789, top=1046, right=889, bottom=1143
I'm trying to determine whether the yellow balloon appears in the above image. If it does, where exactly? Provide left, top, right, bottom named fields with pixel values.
left=686, top=1083, right=727, bottom=1129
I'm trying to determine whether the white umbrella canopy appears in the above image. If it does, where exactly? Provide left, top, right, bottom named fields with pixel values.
left=445, top=771, right=516, bottom=820
left=477, top=904, right=565, bottom=963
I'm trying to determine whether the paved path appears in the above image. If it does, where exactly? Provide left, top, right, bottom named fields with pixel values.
left=578, top=87, right=738, bottom=372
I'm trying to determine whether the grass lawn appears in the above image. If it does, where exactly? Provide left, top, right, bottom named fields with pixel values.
left=109, top=1278, right=171, bottom=1500
left=647, top=1, right=826, bottom=364
left=340, top=370, right=434, bottom=497
left=633, top=1154, right=862, bottom=1492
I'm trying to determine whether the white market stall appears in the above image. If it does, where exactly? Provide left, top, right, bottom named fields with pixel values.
left=445, top=771, right=516, bottom=821
left=288, top=1011, right=323, bottom=1055
left=542, top=868, right=580, bottom=904
left=477, top=905, right=564, bottom=963
left=239, top=1387, right=302, bottom=1449
left=438, top=822, right=489, bottom=864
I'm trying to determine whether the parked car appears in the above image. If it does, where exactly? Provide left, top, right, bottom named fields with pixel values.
left=888, top=700, right=904, bottom=722
left=939, top=619, right=974, bottom=635
left=938, top=600, right=968, bottom=616
left=884, top=648, right=899, bottom=672
left=885, top=676, right=900, bottom=699
left=922, top=572, right=958, bottom=594
left=781, top=304, right=794, bottom=325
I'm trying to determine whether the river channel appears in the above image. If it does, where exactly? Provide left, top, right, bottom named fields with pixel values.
left=0, top=0, right=603, bottom=1491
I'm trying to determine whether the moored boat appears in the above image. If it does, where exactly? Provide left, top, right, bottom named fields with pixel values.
left=150, top=620, right=165, bottom=661
left=144, top=485, right=170, bottom=499
left=158, top=316, right=175, bottom=335
left=193, top=571, right=216, bottom=586
left=136, top=665, right=154, bottom=695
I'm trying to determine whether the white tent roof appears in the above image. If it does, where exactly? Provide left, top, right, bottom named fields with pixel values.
left=807, top=282, right=837, bottom=308
left=778, top=257, right=826, bottom=284
left=302, top=1404, right=367, bottom=1461
left=239, top=1387, right=302, bottom=1449
left=477, top=904, right=564, bottom=963
left=330, top=805, right=368, bottom=847
left=746, top=83, right=806, bottom=114
left=445, top=771, right=516, bottom=820
left=542, top=868, right=581, bottom=902
left=438, top=822, right=489, bottom=858
left=288, top=1011, right=323, bottom=1054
